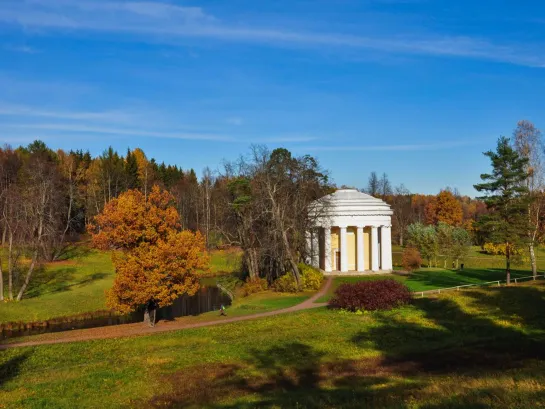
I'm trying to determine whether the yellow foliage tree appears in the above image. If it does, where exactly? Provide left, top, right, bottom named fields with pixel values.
left=89, top=185, right=180, bottom=250
left=107, top=231, right=208, bottom=314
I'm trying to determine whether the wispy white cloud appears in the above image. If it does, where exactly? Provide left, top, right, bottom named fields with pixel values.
left=0, top=102, right=132, bottom=122
left=2, top=122, right=319, bottom=144
left=258, top=135, right=318, bottom=143
left=4, top=123, right=233, bottom=141
left=226, top=117, right=243, bottom=126
left=4, top=44, right=39, bottom=53
left=0, top=1, right=543, bottom=67
left=302, top=140, right=477, bottom=152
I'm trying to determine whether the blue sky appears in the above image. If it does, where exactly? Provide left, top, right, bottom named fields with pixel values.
left=1, top=0, right=544, bottom=195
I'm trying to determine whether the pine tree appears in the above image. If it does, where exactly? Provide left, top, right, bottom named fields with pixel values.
left=124, top=148, right=140, bottom=189
left=474, top=137, right=531, bottom=284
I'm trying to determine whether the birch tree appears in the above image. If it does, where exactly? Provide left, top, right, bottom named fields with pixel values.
left=512, top=120, right=544, bottom=278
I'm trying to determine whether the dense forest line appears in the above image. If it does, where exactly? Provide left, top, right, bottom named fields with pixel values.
left=0, top=140, right=489, bottom=251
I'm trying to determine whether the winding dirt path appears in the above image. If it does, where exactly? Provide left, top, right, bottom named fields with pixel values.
left=0, top=277, right=333, bottom=350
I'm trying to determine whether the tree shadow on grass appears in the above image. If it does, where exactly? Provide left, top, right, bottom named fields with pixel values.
left=462, top=283, right=545, bottom=331
left=406, top=268, right=529, bottom=290
left=146, top=342, right=422, bottom=409
left=144, top=285, right=545, bottom=409
left=53, top=244, right=92, bottom=261
left=352, top=289, right=545, bottom=374
left=0, top=351, right=31, bottom=387
left=25, top=267, right=109, bottom=298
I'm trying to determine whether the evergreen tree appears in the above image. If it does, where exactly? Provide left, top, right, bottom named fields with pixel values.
left=474, top=137, right=531, bottom=284
left=124, top=149, right=140, bottom=189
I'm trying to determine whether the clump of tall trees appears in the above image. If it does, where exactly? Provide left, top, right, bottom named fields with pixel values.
left=0, top=141, right=227, bottom=300
left=0, top=142, right=71, bottom=301
left=363, top=172, right=487, bottom=246
left=0, top=141, right=331, bottom=300
left=218, top=147, right=332, bottom=285
left=406, top=222, right=471, bottom=269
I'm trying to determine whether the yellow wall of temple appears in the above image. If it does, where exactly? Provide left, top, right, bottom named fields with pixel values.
left=330, top=228, right=339, bottom=271
left=347, top=228, right=356, bottom=270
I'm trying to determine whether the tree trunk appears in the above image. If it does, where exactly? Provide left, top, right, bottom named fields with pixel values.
left=399, top=231, right=404, bottom=247
left=54, top=177, right=74, bottom=261
left=506, top=244, right=511, bottom=285
left=1, top=220, right=6, bottom=245
left=144, top=302, right=156, bottom=327
left=279, top=222, right=300, bottom=286
left=16, top=250, right=38, bottom=301
left=529, top=243, right=537, bottom=278
left=8, top=231, right=13, bottom=300
left=245, top=248, right=259, bottom=279
left=0, top=259, right=4, bottom=301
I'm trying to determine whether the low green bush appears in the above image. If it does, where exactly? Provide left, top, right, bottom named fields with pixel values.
left=273, top=264, right=324, bottom=292
left=272, top=273, right=299, bottom=293
left=299, top=263, right=324, bottom=290
left=240, top=277, right=268, bottom=296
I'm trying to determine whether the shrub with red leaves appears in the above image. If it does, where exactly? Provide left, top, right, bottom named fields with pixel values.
left=329, top=279, right=412, bottom=312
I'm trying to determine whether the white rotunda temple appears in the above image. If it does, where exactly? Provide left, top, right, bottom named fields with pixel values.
left=308, top=189, right=393, bottom=274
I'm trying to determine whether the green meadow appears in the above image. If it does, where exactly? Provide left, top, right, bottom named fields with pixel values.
left=2, top=282, right=545, bottom=408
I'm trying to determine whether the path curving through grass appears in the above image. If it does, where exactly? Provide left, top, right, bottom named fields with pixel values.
left=0, top=277, right=333, bottom=350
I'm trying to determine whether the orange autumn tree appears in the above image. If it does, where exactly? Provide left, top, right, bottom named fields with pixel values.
left=89, top=185, right=180, bottom=250
left=89, top=185, right=209, bottom=324
left=107, top=231, right=207, bottom=314
left=425, top=190, right=463, bottom=226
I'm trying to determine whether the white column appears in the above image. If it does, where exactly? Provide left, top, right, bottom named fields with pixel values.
left=381, top=225, right=393, bottom=271
left=356, top=226, right=364, bottom=271
left=371, top=226, right=379, bottom=271
left=324, top=227, right=332, bottom=272
left=340, top=226, right=348, bottom=272
left=311, top=229, right=320, bottom=268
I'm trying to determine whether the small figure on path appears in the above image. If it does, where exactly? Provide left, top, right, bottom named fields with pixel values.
left=219, top=304, right=227, bottom=316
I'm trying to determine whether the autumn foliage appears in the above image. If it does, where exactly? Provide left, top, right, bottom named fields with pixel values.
left=107, top=231, right=208, bottom=313
left=89, top=186, right=180, bottom=250
left=90, top=185, right=209, bottom=314
left=425, top=190, right=463, bottom=226
left=402, top=246, right=422, bottom=272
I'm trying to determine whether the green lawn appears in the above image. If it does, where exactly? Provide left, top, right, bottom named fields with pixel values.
left=207, top=248, right=242, bottom=275
left=392, top=244, right=545, bottom=270
left=318, top=267, right=534, bottom=303
left=2, top=243, right=543, bottom=323
left=2, top=282, right=545, bottom=408
left=0, top=247, right=242, bottom=323
left=0, top=249, right=115, bottom=323
left=0, top=245, right=310, bottom=328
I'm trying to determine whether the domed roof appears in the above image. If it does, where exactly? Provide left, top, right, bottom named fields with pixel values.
left=311, top=189, right=392, bottom=217
left=326, top=188, right=386, bottom=203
